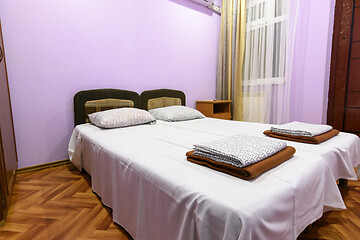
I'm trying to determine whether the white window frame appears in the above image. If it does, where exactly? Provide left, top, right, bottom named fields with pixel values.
left=243, top=0, right=288, bottom=86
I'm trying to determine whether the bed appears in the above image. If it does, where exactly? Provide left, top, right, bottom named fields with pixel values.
left=68, top=88, right=360, bottom=240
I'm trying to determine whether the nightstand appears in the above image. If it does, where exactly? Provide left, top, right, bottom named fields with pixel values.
left=196, top=100, right=232, bottom=120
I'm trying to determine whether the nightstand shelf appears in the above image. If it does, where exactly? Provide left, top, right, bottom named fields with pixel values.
left=196, top=100, right=232, bottom=120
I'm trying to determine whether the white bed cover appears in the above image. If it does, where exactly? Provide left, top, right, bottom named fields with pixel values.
left=68, top=118, right=360, bottom=240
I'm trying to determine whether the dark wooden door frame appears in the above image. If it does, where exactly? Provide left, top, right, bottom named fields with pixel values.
left=0, top=19, right=18, bottom=225
left=327, top=0, right=355, bottom=130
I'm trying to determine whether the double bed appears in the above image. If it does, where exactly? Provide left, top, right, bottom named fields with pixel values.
left=68, top=89, right=360, bottom=240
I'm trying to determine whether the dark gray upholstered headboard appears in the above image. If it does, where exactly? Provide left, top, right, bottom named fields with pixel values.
left=140, top=89, right=186, bottom=110
left=73, top=88, right=186, bottom=125
left=73, top=89, right=140, bottom=125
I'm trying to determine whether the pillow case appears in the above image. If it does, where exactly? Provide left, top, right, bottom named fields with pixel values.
left=149, top=105, right=205, bottom=122
left=88, top=107, right=156, bottom=129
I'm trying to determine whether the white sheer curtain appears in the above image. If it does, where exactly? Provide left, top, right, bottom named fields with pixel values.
left=242, top=0, right=299, bottom=124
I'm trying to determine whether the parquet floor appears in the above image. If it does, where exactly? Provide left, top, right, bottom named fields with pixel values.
left=0, top=164, right=133, bottom=240
left=298, top=179, right=360, bottom=240
left=0, top=163, right=359, bottom=240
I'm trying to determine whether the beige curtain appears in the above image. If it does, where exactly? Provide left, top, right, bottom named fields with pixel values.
left=216, top=0, right=246, bottom=121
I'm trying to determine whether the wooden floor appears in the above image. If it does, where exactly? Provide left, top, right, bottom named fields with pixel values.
left=298, top=179, right=360, bottom=240
left=0, top=163, right=359, bottom=240
left=0, top=164, right=133, bottom=240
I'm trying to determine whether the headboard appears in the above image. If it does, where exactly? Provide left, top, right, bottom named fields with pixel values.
left=73, top=89, right=140, bottom=125
left=140, top=89, right=186, bottom=110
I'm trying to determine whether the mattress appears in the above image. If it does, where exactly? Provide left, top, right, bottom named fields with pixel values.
left=68, top=118, right=360, bottom=240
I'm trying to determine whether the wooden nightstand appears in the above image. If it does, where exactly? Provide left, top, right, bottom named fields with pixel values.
left=196, top=100, right=232, bottom=120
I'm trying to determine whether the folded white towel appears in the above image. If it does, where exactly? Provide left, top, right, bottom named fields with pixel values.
left=270, top=121, right=333, bottom=137
left=194, top=134, right=287, bottom=168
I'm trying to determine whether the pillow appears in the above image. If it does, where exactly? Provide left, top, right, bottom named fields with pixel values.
left=88, top=107, right=156, bottom=129
left=149, top=105, right=205, bottom=122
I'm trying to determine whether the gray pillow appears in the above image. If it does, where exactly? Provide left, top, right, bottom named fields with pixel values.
left=149, top=105, right=205, bottom=122
left=88, top=108, right=156, bottom=129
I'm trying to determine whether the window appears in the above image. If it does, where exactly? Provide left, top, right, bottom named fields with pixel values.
left=243, top=0, right=289, bottom=86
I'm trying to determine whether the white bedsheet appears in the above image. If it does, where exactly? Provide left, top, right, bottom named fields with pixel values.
left=159, top=118, right=360, bottom=180
left=68, top=118, right=360, bottom=240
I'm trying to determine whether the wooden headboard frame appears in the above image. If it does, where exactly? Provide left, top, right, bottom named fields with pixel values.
left=140, top=89, right=186, bottom=110
left=73, top=89, right=140, bottom=125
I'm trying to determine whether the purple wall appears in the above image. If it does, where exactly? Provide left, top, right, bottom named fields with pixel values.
left=0, top=0, right=336, bottom=168
left=0, top=0, right=221, bottom=168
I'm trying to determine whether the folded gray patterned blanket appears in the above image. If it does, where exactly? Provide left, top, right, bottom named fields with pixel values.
left=193, top=134, right=287, bottom=168
left=270, top=121, right=332, bottom=137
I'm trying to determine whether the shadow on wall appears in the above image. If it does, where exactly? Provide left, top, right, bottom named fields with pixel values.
left=167, top=0, right=215, bottom=16
left=44, top=98, right=74, bottom=164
